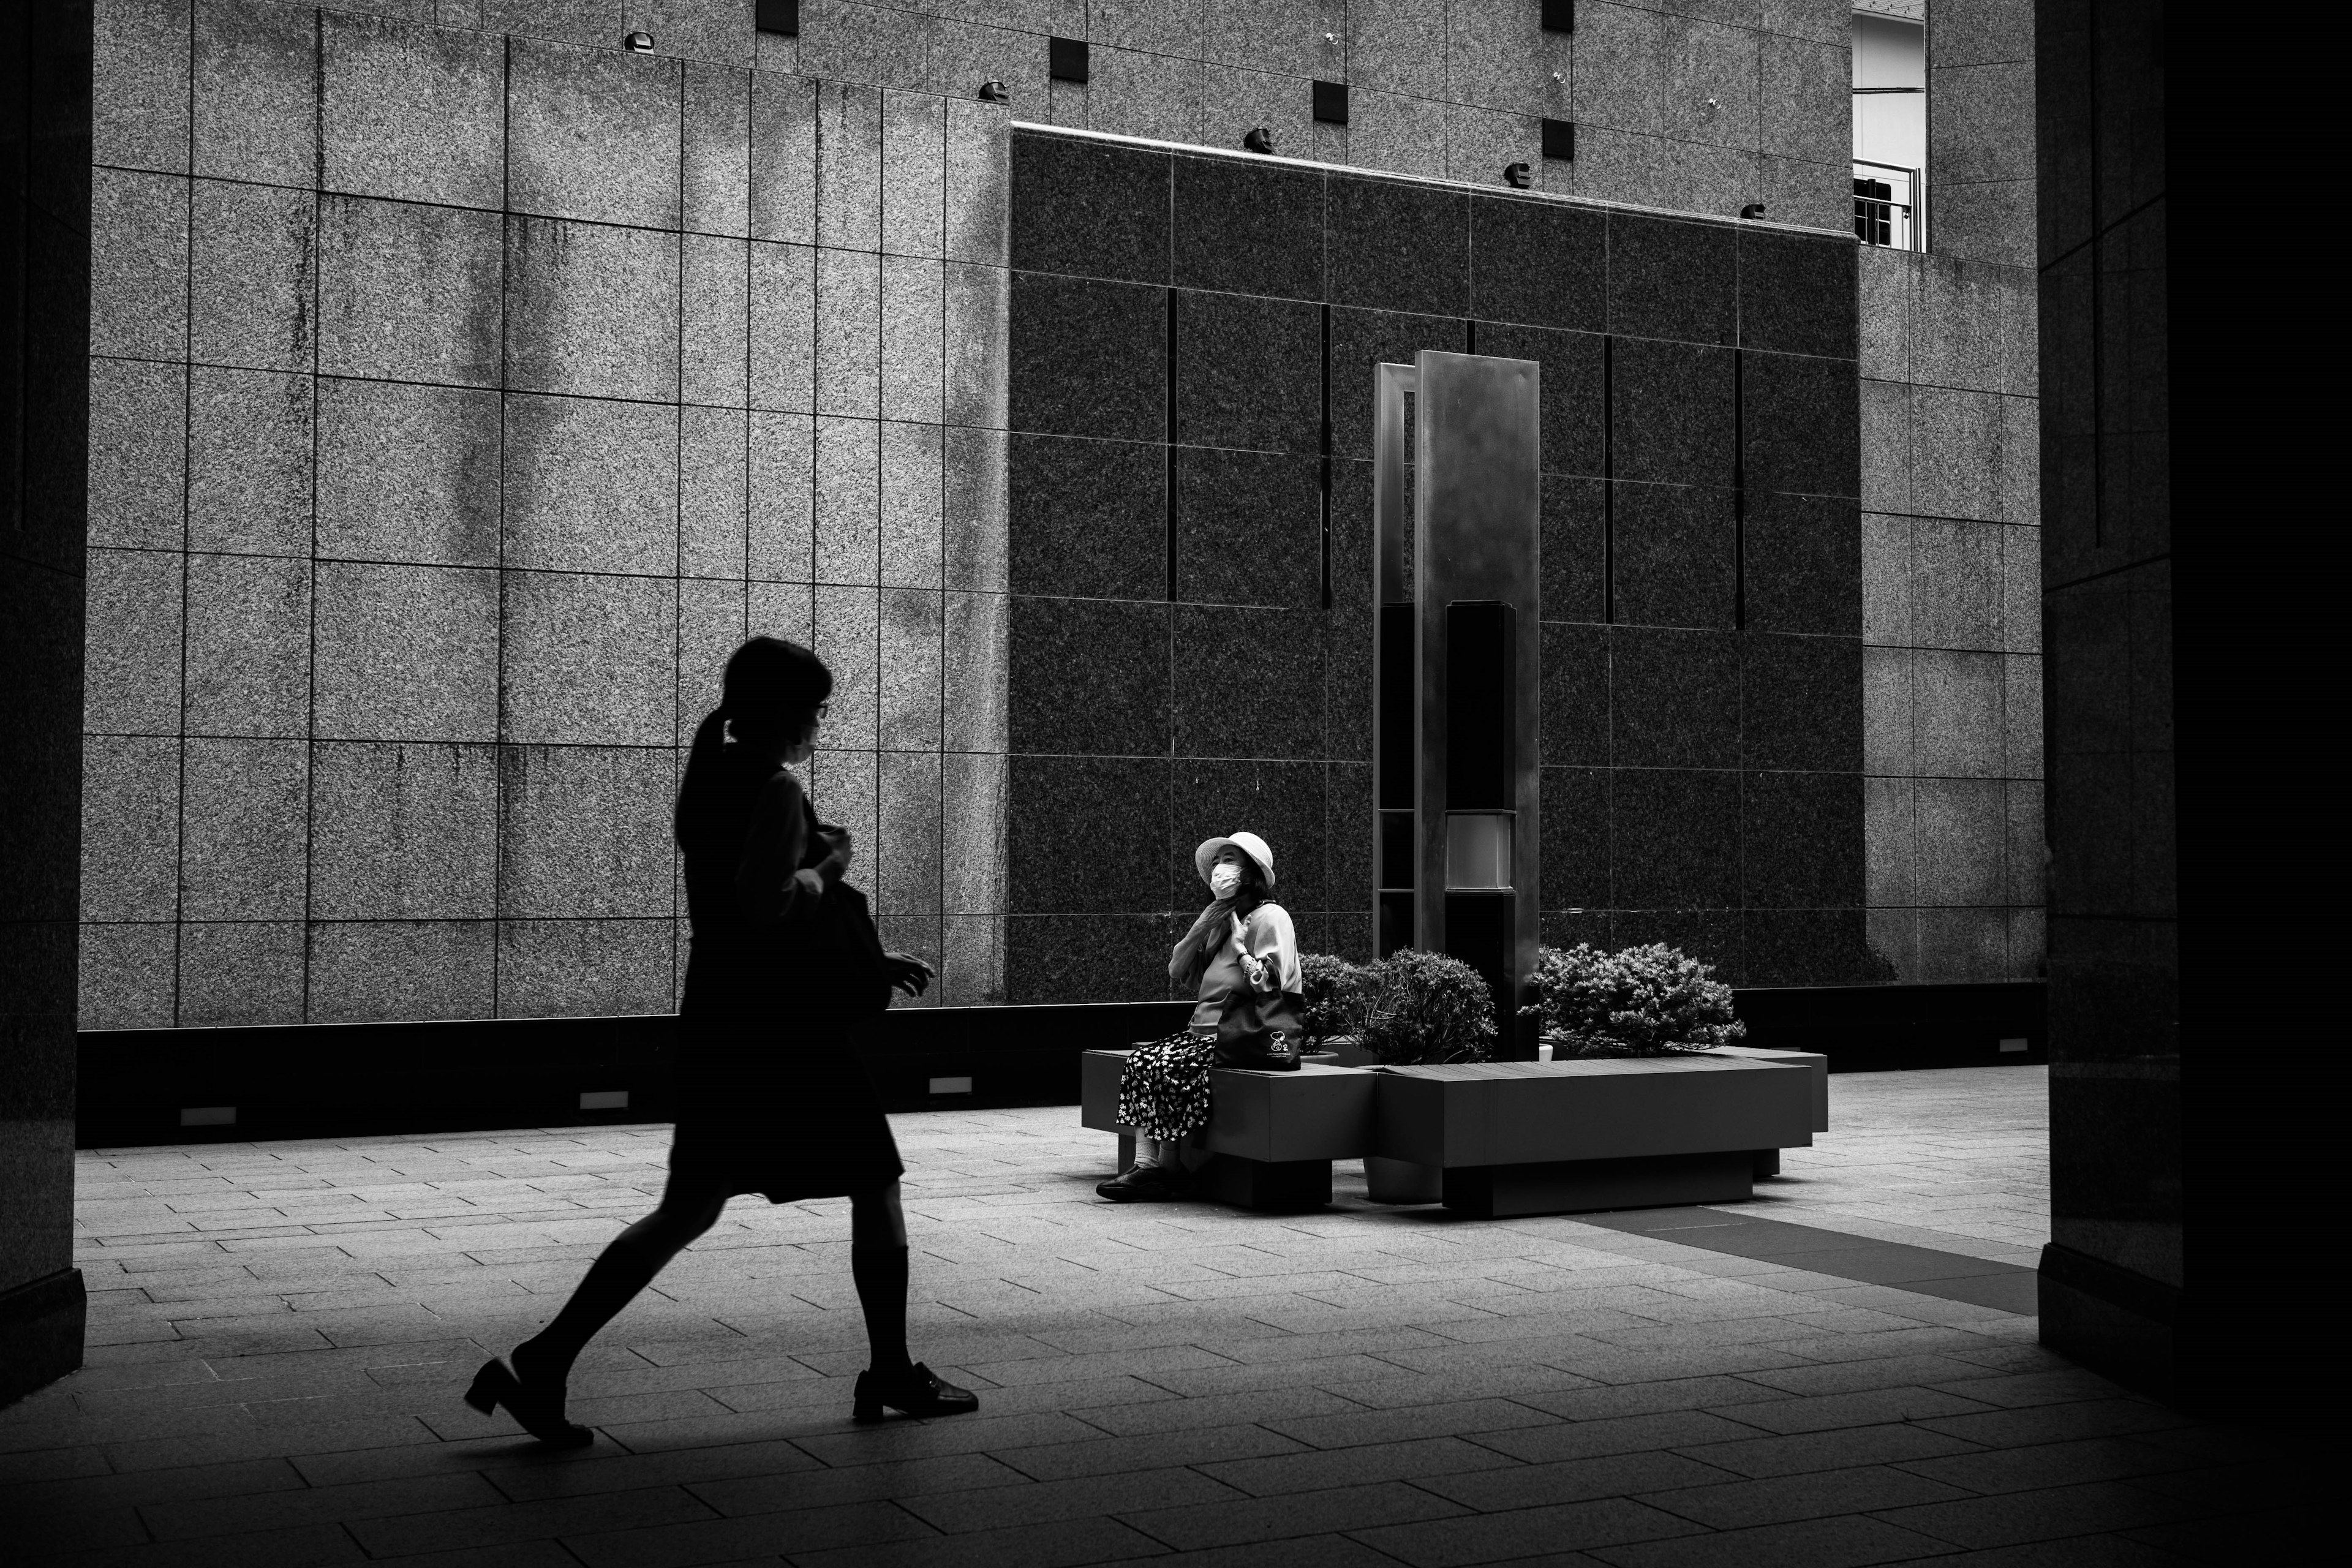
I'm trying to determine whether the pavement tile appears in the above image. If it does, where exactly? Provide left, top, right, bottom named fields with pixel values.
left=1872, top=1479, right=2222, bottom=1550
left=989, top=1421, right=1309, bottom=1482
left=1196, top=1436, right=1521, bottom=1497
left=1117, top=1478, right=1471, bottom=1549
left=560, top=1499, right=933, bottom=1566
left=787, top=1513, right=1167, bottom=1568
left=1352, top=1494, right=1707, bottom=1565
left=348, top=1484, right=718, bottom=1556
left=1635, top=1461, right=1972, bottom=1528
left=902, top=1466, right=1242, bottom=1532
left=689, top=1452, right=1035, bottom=1517
left=1588, top=1511, right=1960, bottom=1567
left=140, top=1471, right=508, bottom=1540
left=1416, top=1449, right=1741, bottom=1512
left=1893, top=1438, right=2209, bottom=1497
left=1472, top=1409, right=1770, bottom=1464
left=1066, top=1386, right=1369, bottom=1436
left=1673, top=1422, right=1988, bottom=1479
left=1518, top=1377, right=1793, bottom=1422
left=69, top=1521, right=370, bottom=1568
left=1700, top=1386, right=1997, bottom=1435
left=1913, top=1400, right=2188, bottom=1449
left=1263, top=1397, right=1561, bottom=1449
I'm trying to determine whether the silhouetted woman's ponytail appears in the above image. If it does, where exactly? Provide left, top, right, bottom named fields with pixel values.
left=674, top=637, right=834, bottom=850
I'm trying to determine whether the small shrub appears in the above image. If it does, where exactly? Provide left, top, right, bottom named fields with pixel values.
left=1518, top=943, right=1746, bottom=1057
left=1359, top=949, right=1498, bottom=1066
left=1298, top=952, right=1378, bottom=1044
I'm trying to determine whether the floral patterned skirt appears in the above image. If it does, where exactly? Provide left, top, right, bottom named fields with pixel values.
left=1114, top=1029, right=1216, bottom=1144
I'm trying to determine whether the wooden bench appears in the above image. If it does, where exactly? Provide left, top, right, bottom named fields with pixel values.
left=1080, top=1048, right=1374, bottom=1211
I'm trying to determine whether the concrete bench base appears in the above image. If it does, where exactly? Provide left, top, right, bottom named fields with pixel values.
left=1191, top=1155, right=1333, bottom=1212
left=1442, top=1151, right=1756, bottom=1218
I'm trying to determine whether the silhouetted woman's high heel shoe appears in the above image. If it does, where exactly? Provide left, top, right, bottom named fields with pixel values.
left=852, top=1362, right=980, bottom=1423
left=464, top=1357, right=594, bottom=1449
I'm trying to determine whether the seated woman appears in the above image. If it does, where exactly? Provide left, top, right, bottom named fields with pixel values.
left=1096, top=831, right=1302, bottom=1203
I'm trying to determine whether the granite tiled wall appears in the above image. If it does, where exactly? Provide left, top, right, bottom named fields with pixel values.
left=1005, top=126, right=1866, bottom=1001
left=1852, top=0, right=2046, bottom=983
left=402, top=0, right=1852, bottom=230
left=80, top=0, right=1011, bottom=1027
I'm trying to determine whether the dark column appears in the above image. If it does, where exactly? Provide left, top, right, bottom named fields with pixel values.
left=2035, top=0, right=2343, bottom=1414
left=0, top=1, right=91, bottom=1404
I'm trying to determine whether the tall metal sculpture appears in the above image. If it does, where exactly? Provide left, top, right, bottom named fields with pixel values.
left=1372, top=353, right=1542, bottom=1049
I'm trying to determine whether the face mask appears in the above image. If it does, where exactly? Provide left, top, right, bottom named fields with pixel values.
left=1208, top=864, right=1243, bottom=898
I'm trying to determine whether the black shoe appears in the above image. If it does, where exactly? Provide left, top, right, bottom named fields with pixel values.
left=464, top=1357, right=594, bottom=1449
left=1096, top=1164, right=1182, bottom=1202
left=853, top=1362, right=980, bottom=1423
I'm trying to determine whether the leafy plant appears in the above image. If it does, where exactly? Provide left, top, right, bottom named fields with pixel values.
left=1357, top=949, right=1498, bottom=1066
left=1518, top=943, right=1746, bottom=1057
left=1298, top=952, right=1378, bottom=1044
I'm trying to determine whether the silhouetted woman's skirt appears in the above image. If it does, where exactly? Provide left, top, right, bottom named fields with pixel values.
left=669, top=941, right=903, bottom=1203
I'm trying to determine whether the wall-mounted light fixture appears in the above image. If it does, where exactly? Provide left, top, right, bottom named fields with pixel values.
left=755, top=0, right=799, bottom=36
left=1502, top=162, right=1532, bottom=189
left=1740, top=202, right=1767, bottom=219
left=1540, top=118, right=1574, bottom=161
left=978, top=80, right=1009, bottom=102
left=1049, top=37, right=1089, bottom=84
left=622, top=31, right=654, bottom=52
left=1242, top=126, right=1276, bottom=154
left=1312, top=79, right=1349, bottom=125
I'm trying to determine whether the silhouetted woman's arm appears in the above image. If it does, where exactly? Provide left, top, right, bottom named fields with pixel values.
left=734, top=770, right=845, bottom=924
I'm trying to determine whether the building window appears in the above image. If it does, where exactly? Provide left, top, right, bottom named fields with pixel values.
left=1853, top=6, right=1925, bottom=251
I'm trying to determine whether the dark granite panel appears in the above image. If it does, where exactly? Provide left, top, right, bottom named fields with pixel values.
left=1472, top=195, right=1605, bottom=333
left=1172, top=154, right=1325, bottom=301
left=1006, top=755, right=1169, bottom=913
left=184, top=553, right=311, bottom=740
left=1174, top=290, right=1321, bottom=455
left=1611, top=338, right=1735, bottom=486
left=1743, top=633, right=1863, bottom=772
left=1328, top=175, right=1470, bottom=318
left=1005, top=913, right=1178, bottom=1005
left=1611, top=906, right=1744, bottom=985
left=1611, top=626, right=1740, bottom=770
left=1741, top=771, right=1864, bottom=909
left=1745, top=490, right=1861, bottom=636
left=1745, top=908, right=1879, bottom=987
left=177, top=921, right=305, bottom=1027
left=1540, top=766, right=1611, bottom=909
left=1540, top=910, right=1611, bottom=951
left=1542, top=476, right=1605, bottom=625
left=1743, top=350, right=1860, bottom=497
left=1607, top=211, right=1737, bottom=346
left=1008, top=595, right=1170, bottom=757
left=1612, top=482, right=1736, bottom=631
left=1611, top=767, right=1740, bottom=910
left=1009, top=132, right=1171, bottom=285
left=496, top=745, right=677, bottom=919
left=1172, top=603, right=1325, bottom=761
left=179, top=738, right=309, bottom=922
left=1539, top=622, right=1609, bottom=767
left=1174, top=758, right=1326, bottom=914
left=1175, top=448, right=1322, bottom=611
left=1471, top=322, right=1605, bottom=479
left=1327, top=603, right=1373, bottom=764
left=1009, top=271, right=1166, bottom=443
left=1328, top=307, right=1467, bottom=463
left=1009, top=435, right=1166, bottom=601
left=1329, top=457, right=1375, bottom=615
left=1324, top=911, right=1374, bottom=964
left=1325, top=761, right=1373, bottom=914
left=1737, top=229, right=1858, bottom=360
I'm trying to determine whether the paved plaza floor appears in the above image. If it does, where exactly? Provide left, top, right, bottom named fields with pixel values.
left=6, top=1066, right=2324, bottom=1564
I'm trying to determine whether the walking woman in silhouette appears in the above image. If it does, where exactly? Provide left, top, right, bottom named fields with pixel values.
left=466, top=636, right=978, bottom=1445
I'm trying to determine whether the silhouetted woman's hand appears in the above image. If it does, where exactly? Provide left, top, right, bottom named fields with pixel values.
left=881, top=951, right=936, bottom=998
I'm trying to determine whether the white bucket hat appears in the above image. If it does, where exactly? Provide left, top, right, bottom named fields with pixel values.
left=1194, top=831, right=1275, bottom=892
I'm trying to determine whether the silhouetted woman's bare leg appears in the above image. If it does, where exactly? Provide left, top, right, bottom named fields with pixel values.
left=466, top=1173, right=729, bottom=1445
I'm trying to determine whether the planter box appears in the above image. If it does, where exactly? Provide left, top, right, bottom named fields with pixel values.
left=1372, top=1055, right=1817, bottom=1217
left=1079, top=1049, right=1374, bottom=1212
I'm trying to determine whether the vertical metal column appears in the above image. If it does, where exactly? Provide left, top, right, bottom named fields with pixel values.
left=1370, top=351, right=1540, bottom=1044
left=1371, top=363, right=1417, bottom=952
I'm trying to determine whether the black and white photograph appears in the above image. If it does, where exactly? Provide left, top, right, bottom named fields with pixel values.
left=0, top=1, right=2333, bottom=1563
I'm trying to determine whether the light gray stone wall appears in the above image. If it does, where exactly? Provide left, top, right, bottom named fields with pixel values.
left=80, top=0, right=1010, bottom=1027
left=1856, top=0, right=2043, bottom=982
